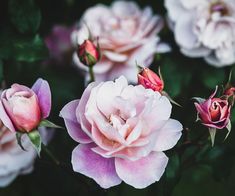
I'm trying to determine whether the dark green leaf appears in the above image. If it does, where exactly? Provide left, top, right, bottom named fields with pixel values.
left=8, top=0, right=41, bottom=34
left=27, top=130, right=41, bottom=156
left=16, top=132, right=26, bottom=151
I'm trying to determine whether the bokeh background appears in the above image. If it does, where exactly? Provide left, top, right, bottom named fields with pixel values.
left=0, top=0, right=235, bottom=195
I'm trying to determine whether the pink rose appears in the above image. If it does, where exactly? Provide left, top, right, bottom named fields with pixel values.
left=165, top=0, right=235, bottom=67
left=60, top=76, right=182, bottom=189
left=0, top=78, right=51, bottom=132
left=138, top=67, right=164, bottom=92
left=194, top=89, right=231, bottom=129
left=77, top=39, right=100, bottom=67
left=0, top=120, right=53, bottom=187
left=72, top=1, right=170, bottom=83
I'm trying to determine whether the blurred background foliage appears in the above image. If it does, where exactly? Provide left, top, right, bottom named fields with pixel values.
left=0, top=0, right=235, bottom=195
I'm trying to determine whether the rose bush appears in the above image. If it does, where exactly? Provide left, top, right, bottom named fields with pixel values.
left=60, top=76, right=182, bottom=189
left=72, top=1, right=170, bottom=83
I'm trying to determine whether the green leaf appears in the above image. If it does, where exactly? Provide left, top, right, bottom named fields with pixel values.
left=209, top=128, right=217, bottom=147
left=202, top=69, right=225, bottom=89
left=8, top=0, right=41, bottom=34
left=164, top=153, right=181, bottom=196
left=13, top=34, right=48, bottom=62
left=39, top=119, right=63, bottom=129
left=16, top=132, right=26, bottom=151
left=27, top=130, right=41, bottom=156
left=224, top=120, right=231, bottom=141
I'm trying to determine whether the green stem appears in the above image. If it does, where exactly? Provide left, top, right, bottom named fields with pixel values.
left=88, top=66, right=95, bottom=83
left=42, top=144, right=60, bottom=166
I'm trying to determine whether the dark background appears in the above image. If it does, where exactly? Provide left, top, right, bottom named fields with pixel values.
left=0, top=0, right=235, bottom=195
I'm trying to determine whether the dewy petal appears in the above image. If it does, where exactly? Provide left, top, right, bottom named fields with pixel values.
left=0, top=101, right=15, bottom=132
left=60, top=100, right=92, bottom=143
left=71, top=144, right=122, bottom=189
left=154, top=119, right=183, bottom=151
left=115, top=152, right=168, bottom=189
left=31, top=78, right=51, bottom=119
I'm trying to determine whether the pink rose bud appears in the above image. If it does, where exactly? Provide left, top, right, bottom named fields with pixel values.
left=77, top=40, right=100, bottom=67
left=224, top=87, right=235, bottom=97
left=0, top=79, right=51, bottom=133
left=194, top=89, right=231, bottom=129
left=138, top=67, right=164, bottom=92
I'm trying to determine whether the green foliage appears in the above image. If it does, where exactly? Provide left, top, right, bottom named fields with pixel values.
left=8, top=0, right=41, bottom=34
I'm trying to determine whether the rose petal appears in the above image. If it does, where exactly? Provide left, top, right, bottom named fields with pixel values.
left=72, top=144, right=122, bottom=189
left=115, top=151, right=168, bottom=189
left=0, top=101, right=15, bottom=132
left=60, top=100, right=92, bottom=143
left=154, top=119, right=183, bottom=151
left=31, top=78, right=51, bottom=119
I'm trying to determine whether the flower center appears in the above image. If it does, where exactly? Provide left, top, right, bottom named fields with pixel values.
left=210, top=1, right=229, bottom=16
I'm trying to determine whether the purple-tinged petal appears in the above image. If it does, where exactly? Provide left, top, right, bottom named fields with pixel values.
left=115, top=152, right=168, bottom=189
left=60, top=100, right=92, bottom=143
left=72, top=144, right=122, bottom=189
left=31, top=78, right=51, bottom=119
left=0, top=101, right=15, bottom=132
left=154, top=119, right=183, bottom=151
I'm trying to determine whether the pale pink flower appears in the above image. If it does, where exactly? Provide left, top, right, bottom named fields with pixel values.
left=165, top=0, right=235, bottom=67
left=0, top=121, right=53, bottom=187
left=72, top=1, right=170, bottom=83
left=0, top=78, right=51, bottom=133
left=60, top=76, right=182, bottom=189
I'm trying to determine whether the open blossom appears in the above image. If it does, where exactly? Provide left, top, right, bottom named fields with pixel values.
left=194, top=88, right=231, bottom=129
left=165, top=0, right=235, bottom=67
left=0, top=121, right=53, bottom=187
left=72, top=1, right=170, bottom=83
left=138, top=67, right=164, bottom=92
left=45, top=25, right=75, bottom=64
left=0, top=79, right=51, bottom=133
left=60, top=76, right=182, bottom=189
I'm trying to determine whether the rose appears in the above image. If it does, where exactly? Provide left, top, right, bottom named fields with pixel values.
left=165, top=0, right=235, bottom=67
left=0, top=120, right=53, bottom=187
left=45, top=25, right=75, bottom=64
left=0, top=78, right=51, bottom=133
left=194, top=89, right=231, bottom=129
left=72, top=1, right=170, bottom=83
left=77, top=39, right=100, bottom=67
left=60, top=76, right=182, bottom=189
left=138, top=67, right=164, bottom=92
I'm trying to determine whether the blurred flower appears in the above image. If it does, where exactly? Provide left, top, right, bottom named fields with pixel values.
left=72, top=1, right=170, bottom=83
left=0, top=78, right=51, bottom=133
left=224, top=86, right=235, bottom=97
left=77, top=39, right=100, bottom=67
left=194, top=88, right=231, bottom=129
left=45, top=25, right=75, bottom=65
left=138, top=67, right=164, bottom=92
left=60, top=76, right=182, bottom=189
left=0, top=121, right=53, bottom=187
left=165, top=0, right=235, bottom=67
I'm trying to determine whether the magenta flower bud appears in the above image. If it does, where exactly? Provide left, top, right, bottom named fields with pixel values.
left=77, top=40, right=100, bottom=67
left=138, top=68, right=164, bottom=92
left=0, top=78, right=51, bottom=133
left=194, top=89, right=231, bottom=129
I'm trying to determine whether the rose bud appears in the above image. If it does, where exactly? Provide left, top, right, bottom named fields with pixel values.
left=0, top=78, right=51, bottom=133
left=138, top=67, right=164, bottom=92
left=77, top=39, right=100, bottom=67
left=194, top=89, right=231, bottom=130
left=224, top=87, right=235, bottom=97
